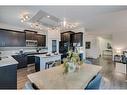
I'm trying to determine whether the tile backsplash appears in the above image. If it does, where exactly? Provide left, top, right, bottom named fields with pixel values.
left=0, top=47, right=48, bottom=56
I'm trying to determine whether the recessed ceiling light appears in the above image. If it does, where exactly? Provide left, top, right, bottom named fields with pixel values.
left=21, top=19, right=24, bottom=23
left=23, top=18, right=26, bottom=21
left=25, top=15, right=29, bottom=19
left=47, top=15, right=50, bottom=18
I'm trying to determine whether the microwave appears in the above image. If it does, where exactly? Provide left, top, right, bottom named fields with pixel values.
left=26, top=40, right=37, bottom=47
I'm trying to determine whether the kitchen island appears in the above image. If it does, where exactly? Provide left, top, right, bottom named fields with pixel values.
left=34, top=54, right=61, bottom=71
left=0, top=56, right=18, bottom=89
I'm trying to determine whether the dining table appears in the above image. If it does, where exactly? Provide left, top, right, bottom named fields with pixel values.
left=27, top=63, right=102, bottom=89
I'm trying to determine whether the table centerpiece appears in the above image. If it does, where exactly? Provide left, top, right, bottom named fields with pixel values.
left=63, top=50, right=83, bottom=73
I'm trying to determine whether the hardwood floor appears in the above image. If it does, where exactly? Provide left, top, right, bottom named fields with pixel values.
left=17, top=56, right=127, bottom=89
left=96, top=56, right=127, bottom=89
left=17, top=65, right=36, bottom=89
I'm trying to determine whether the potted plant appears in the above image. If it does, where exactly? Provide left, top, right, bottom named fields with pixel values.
left=63, top=49, right=83, bottom=73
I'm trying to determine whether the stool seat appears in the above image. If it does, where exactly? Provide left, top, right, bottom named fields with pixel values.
left=45, top=61, right=54, bottom=69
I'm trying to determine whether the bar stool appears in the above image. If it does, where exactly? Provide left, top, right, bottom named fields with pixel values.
left=52, top=60, right=61, bottom=67
left=45, top=61, right=54, bottom=69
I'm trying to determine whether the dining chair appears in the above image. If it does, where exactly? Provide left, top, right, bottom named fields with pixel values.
left=85, top=74, right=102, bottom=89
left=23, top=81, right=39, bottom=90
left=23, top=81, right=34, bottom=90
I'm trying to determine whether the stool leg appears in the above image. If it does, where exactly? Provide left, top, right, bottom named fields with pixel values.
left=45, top=63, right=47, bottom=69
left=48, top=64, right=49, bottom=68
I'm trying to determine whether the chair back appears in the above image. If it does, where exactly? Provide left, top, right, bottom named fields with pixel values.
left=85, top=74, right=102, bottom=89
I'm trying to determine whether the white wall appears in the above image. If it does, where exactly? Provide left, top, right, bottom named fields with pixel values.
left=85, top=33, right=112, bottom=59
left=85, top=34, right=100, bottom=59
left=112, top=31, right=127, bottom=55
left=0, top=22, right=24, bottom=31
left=98, top=37, right=112, bottom=56
left=47, top=29, right=60, bottom=53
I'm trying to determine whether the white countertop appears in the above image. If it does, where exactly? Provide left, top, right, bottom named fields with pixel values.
left=0, top=56, right=18, bottom=67
left=34, top=53, right=61, bottom=58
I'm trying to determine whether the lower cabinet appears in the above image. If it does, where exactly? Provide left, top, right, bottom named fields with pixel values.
left=0, top=64, right=17, bottom=89
left=12, top=54, right=27, bottom=69
left=35, top=56, right=40, bottom=72
left=27, top=55, right=35, bottom=64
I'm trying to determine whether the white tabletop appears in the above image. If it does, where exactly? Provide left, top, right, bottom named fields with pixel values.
left=28, top=63, right=102, bottom=89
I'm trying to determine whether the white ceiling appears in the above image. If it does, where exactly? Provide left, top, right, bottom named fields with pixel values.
left=0, top=6, right=127, bottom=35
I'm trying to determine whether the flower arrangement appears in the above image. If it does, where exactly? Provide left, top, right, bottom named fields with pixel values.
left=63, top=49, right=83, bottom=73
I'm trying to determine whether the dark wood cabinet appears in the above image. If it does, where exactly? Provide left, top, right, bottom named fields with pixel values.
left=0, top=29, right=25, bottom=47
left=72, top=32, right=83, bottom=46
left=9, top=31, right=25, bottom=47
left=25, top=30, right=37, bottom=40
left=12, top=54, right=27, bottom=69
left=60, top=31, right=83, bottom=55
left=60, top=31, right=75, bottom=54
left=0, top=29, right=6, bottom=47
left=42, top=35, right=46, bottom=47
left=36, top=34, right=46, bottom=47
left=61, top=31, right=75, bottom=48
left=0, top=28, right=46, bottom=47
left=25, top=30, right=46, bottom=47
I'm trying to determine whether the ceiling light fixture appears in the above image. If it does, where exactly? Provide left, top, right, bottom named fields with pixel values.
left=47, top=15, right=50, bottom=18
left=58, top=18, right=80, bottom=31
left=21, top=19, right=24, bottom=23
left=20, top=14, right=30, bottom=23
left=25, top=15, right=29, bottom=19
left=63, top=18, right=66, bottom=27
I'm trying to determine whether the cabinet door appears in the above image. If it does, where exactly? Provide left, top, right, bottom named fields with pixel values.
left=16, top=32, right=26, bottom=46
left=74, top=33, right=83, bottom=46
left=0, top=64, right=17, bottom=89
left=63, top=33, right=70, bottom=42
left=25, top=31, right=37, bottom=40
left=36, top=34, right=43, bottom=46
left=8, top=32, right=19, bottom=47
left=42, top=35, right=46, bottom=47
left=36, top=34, right=46, bottom=47
left=0, top=29, right=25, bottom=47
left=0, top=29, right=6, bottom=47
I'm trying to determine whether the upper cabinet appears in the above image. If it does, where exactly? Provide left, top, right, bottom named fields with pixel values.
left=0, top=29, right=25, bottom=47
left=25, top=30, right=37, bottom=40
left=25, top=30, right=46, bottom=47
left=0, top=28, right=46, bottom=47
left=72, top=32, right=83, bottom=46
left=36, top=34, right=46, bottom=47
left=60, top=31, right=83, bottom=48
left=61, top=31, right=75, bottom=47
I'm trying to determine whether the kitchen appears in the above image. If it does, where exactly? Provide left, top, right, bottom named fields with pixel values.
left=0, top=24, right=86, bottom=89
left=0, top=6, right=102, bottom=90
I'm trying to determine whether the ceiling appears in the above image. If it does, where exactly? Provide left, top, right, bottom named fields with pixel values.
left=0, top=6, right=127, bottom=35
